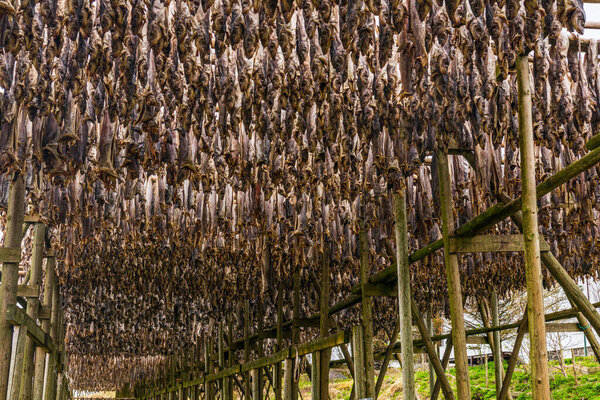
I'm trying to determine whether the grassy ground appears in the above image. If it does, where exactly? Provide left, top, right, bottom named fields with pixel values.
left=293, top=356, right=600, bottom=399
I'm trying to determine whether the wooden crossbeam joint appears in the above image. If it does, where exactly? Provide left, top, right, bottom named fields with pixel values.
left=0, top=247, right=21, bottom=263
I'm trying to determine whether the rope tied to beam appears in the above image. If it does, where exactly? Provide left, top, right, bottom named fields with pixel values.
left=578, top=322, right=590, bottom=330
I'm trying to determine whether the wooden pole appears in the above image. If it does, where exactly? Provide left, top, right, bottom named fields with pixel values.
left=516, top=53, right=551, bottom=400
left=436, top=151, right=470, bottom=400
left=256, top=298, right=264, bottom=400
left=410, top=298, right=454, bottom=400
left=244, top=301, right=251, bottom=399
left=20, top=224, right=45, bottom=400
left=358, top=227, right=375, bottom=399
left=33, top=256, right=54, bottom=400
left=0, top=174, right=26, bottom=400
left=430, top=336, right=453, bottom=400
left=351, top=326, right=365, bottom=399
left=393, top=190, right=415, bottom=400
left=275, top=283, right=284, bottom=400
left=291, top=268, right=300, bottom=400
left=490, top=292, right=504, bottom=397
left=282, top=358, right=294, bottom=400
left=573, top=312, right=600, bottom=363
left=44, top=280, right=60, bottom=400
left=204, top=335, right=213, bottom=400
left=498, top=310, right=528, bottom=400
left=19, top=223, right=46, bottom=400
left=427, top=311, right=435, bottom=395
left=374, top=320, right=399, bottom=399
left=251, top=369, right=260, bottom=400
left=227, top=317, right=233, bottom=400
left=496, top=192, right=600, bottom=343
left=318, top=243, right=330, bottom=400
left=9, top=325, right=27, bottom=400
left=218, top=322, right=226, bottom=400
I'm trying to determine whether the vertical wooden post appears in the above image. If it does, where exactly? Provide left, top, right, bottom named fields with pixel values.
left=251, top=368, right=260, bottom=400
left=291, top=268, right=300, bottom=400
left=244, top=301, right=251, bottom=399
left=516, top=53, right=551, bottom=400
left=226, top=316, right=233, bottom=400
left=218, top=322, right=225, bottom=400
left=43, top=280, right=60, bottom=400
left=358, top=227, right=375, bottom=399
left=318, top=244, right=330, bottom=400
left=351, top=326, right=365, bottom=399
left=282, top=358, right=293, bottom=400
left=33, top=255, right=54, bottom=400
left=256, top=298, right=264, bottom=400
left=9, top=325, right=28, bottom=400
left=490, top=292, right=504, bottom=397
left=427, top=311, right=435, bottom=394
left=393, top=190, right=415, bottom=400
left=275, top=283, right=284, bottom=400
left=310, top=351, right=319, bottom=400
left=436, top=150, right=471, bottom=399
left=204, top=335, right=213, bottom=400
left=20, top=224, right=46, bottom=400
left=0, top=174, right=26, bottom=400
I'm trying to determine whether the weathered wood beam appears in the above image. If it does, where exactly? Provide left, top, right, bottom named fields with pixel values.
left=498, top=197, right=600, bottom=338
left=0, top=247, right=21, bottom=263
left=20, top=224, right=45, bottom=400
left=0, top=174, right=25, bottom=400
left=316, top=243, right=331, bottom=400
left=437, top=150, right=470, bottom=400
left=517, top=53, right=550, bottom=399
left=363, top=141, right=600, bottom=290
left=351, top=326, right=365, bottom=399
left=358, top=227, right=375, bottom=399
left=498, top=310, right=528, bottom=400
left=573, top=312, right=600, bottom=364
left=374, top=320, right=399, bottom=399
left=393, top=189, right=415, bottom=400
left=544, top=323, right=582, bottom=333
left=430, top=337, right=453, bottom=400
left=410, top=297, right=454, bottom=400
left=449, top=234, right=550, bottom=253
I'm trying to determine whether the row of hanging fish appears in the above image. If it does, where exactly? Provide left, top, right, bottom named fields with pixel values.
left=0, top=0, right=599, bottom=390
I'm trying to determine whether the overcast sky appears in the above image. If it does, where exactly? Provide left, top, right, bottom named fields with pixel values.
left=586, top=4, right=600, bottom=39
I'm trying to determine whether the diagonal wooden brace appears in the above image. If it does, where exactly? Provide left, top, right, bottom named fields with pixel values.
left=410, top=297, right=455, bottom=400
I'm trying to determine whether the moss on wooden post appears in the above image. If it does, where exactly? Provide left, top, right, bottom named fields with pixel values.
left=0, top=174, right=25, bottom=400
left=516, top=53, right=551, bottom=400
left=436, top=150, right=470, bottom=400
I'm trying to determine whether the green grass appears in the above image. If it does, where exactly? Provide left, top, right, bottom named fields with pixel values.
left=289, top=356, right=600, bottom=399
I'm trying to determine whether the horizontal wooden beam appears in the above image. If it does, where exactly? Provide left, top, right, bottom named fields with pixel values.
left=294, top=331, right=349, bottom=358
left=207, top=145, right=600, bottom=373
left=448, top=234, right=550, bottom=253
left=23, top=214, right=42, bottom=223
left=545, top=323, right=581, bottom=333
left=6, top=304, right=54, bottom=353
left=205, top=365, right=241, bottom=382
left=140, top=331, right=350, bottom=399
left=0, top=284, right=40, bottom=298
left=466, top=336, right=489, bottom=345
left=0, top=247, right=21, bottom=263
